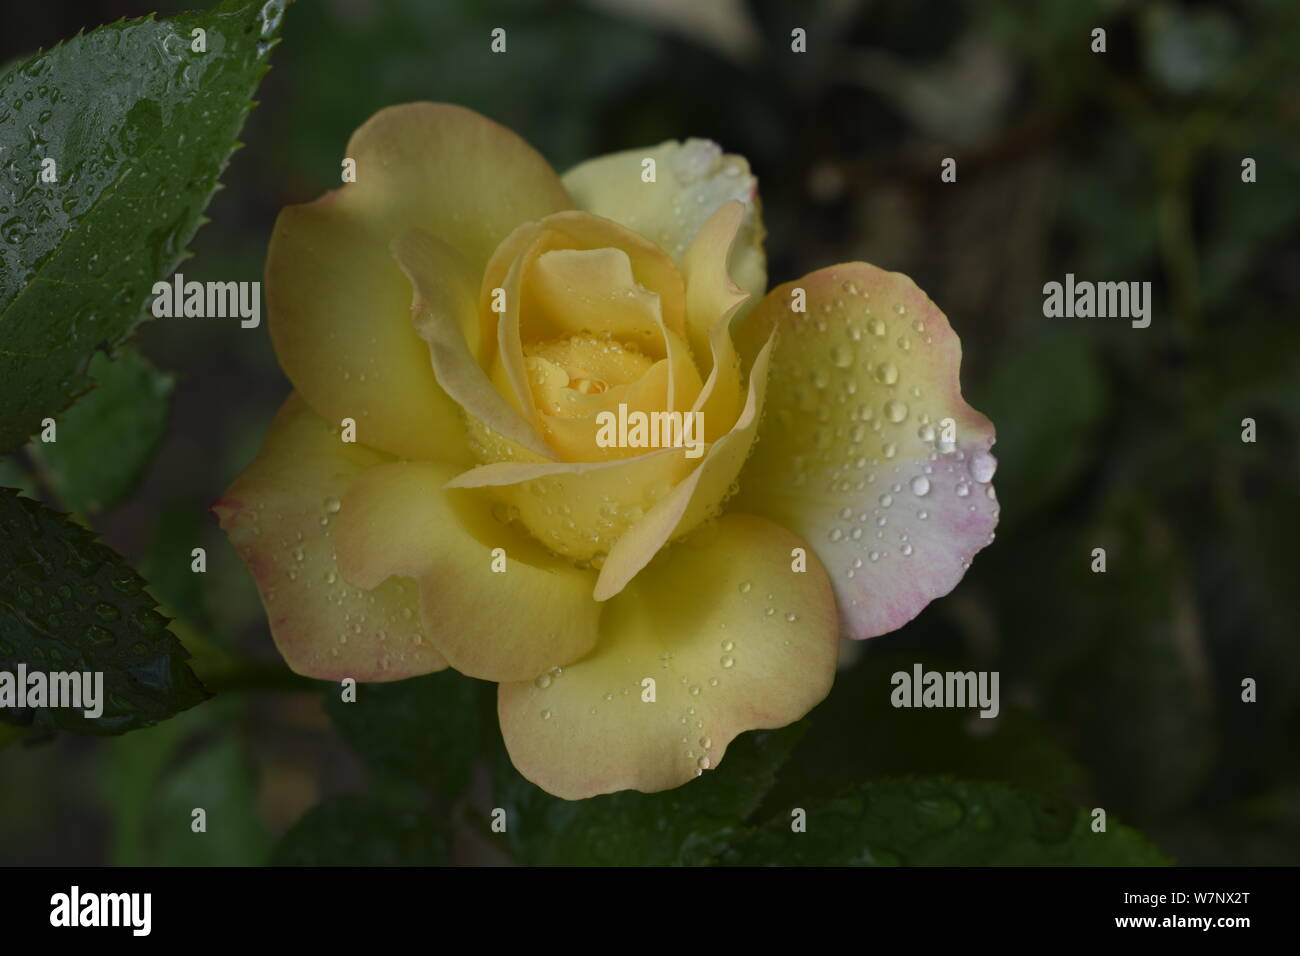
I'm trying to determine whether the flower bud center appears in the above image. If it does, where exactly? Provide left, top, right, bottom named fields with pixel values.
left=523, top=332, right=654, bottom=419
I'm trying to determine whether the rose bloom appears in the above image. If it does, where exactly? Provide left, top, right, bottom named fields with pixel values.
left=216, top=104, right=998, bottom=800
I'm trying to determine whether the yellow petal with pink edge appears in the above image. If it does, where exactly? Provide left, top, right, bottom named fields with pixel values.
left=734, top=263, right=999, bottom=639
left=213, top=394, right=446, bottom=681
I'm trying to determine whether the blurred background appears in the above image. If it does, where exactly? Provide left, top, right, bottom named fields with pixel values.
left=1, top=0, right=1298, bottom=865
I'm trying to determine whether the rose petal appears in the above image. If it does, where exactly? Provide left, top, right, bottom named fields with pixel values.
left=445, top=449, right=698, bottom=564
left=265, top=103, right=570, bottom=462
left=562, top=139, right=766, bottom=303
left=214, top=394, right=447, bottom=681
left=734, top=263, right=999, bottom=639
left=391, top=229, right=554, bottom=459
left=337, top=103, right=572, bottom=274
left=529, top=247, right=667, bottom=348
left=332, top=461, right=601, bottom=682
left=534, top=359, right=673, bottom=462
left=480, top=212, right=688, bottom=368
left=484, top=213, right=691, bottom=449
left=681, top=200, right=750, bottom=438
left=592, top=333, right=773, bottom=601
left=498, top=513, right=838, bottom=799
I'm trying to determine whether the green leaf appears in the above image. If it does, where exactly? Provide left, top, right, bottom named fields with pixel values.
left=492, top=723, right=806, bottom=866
left=0, top=0, right=287, bottom=454
left=273, top=794, right=448, bottom=866
left=33, top=347, right=173, bottom=513
left=759, top=651, right=1083, bottom=818
left=0, top=487, right=208, bottom=734
left=326, top=669, right=488, bottom=799
left=138, top=500, right=215, bottom=637
left=725, top=776, right=1171, bottom=866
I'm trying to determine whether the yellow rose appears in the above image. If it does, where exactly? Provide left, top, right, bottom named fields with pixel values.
left=215, top=104, right=998, bottom=799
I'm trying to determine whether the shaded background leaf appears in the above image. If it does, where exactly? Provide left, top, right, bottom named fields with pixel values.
left=726, top=776, right=1171, bottom=866
left=32, top=346, right=174, bottom=514
left=272, top=791, right=447, bottom=866
left=325, top=670, right=488, bottom=800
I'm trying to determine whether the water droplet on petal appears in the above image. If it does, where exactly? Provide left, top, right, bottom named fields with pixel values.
left=971, top=450, right=997, bottom=483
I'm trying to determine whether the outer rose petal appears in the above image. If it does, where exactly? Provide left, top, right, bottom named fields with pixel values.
left=266, top=103, right=571, bottom=462
left=498, top=514, right=838, bottom=799
left=214, top=394, right=447, bottom=681
left=563, top=139, right=766, bottom=303
left=331, top=461, right=601, bottom=683
left=734, top=264, right=999, bottom=639
left=339, top=103, right=572, bottom=276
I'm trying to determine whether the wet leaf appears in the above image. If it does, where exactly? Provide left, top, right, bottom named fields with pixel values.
left=0, top=0, right=287, bottom=453
left=326, top=669, right=488, bottom=799
left=726, top=776, right=1170, bottom=865
left=0, top=487, right=208, bottom=734
left=273, top=794, right=447, bottom=866
left=492, top=723, right=805, bottom=866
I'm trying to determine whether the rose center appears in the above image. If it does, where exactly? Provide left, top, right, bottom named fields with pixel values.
left=523, top=332, right=654, bottom=419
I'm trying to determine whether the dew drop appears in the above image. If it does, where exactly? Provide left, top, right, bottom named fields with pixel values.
left=883, top=399, right=908, bottom=423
